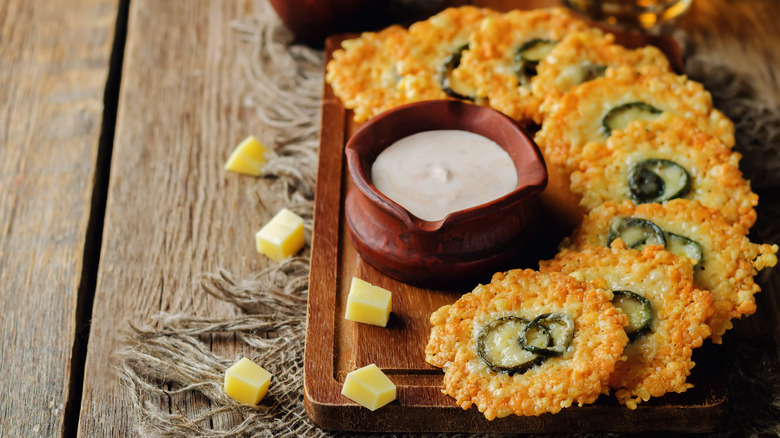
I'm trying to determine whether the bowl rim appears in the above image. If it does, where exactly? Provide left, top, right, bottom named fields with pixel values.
left=345, top=100, right=548, bottom=232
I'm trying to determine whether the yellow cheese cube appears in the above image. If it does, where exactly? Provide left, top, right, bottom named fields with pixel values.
left=224, top=357, right=272, bottom=405
left=255, top=208, right=305, bottom=260
left=344, top=277, right=392, bottom=327
left=341, top=364, right=396, bottom=411
left=224, top=135, right=269, bottom=176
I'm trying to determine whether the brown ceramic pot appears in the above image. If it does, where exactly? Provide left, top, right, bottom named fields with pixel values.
left=345, top=100, right=548, bottom=289
left=268, top=0, right=389, bottom=47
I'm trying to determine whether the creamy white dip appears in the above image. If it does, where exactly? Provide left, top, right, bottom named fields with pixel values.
left=370, top=130, right=518, bottom=221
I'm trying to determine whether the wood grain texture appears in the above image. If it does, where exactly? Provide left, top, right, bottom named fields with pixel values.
left=0, top=0, right=117, bottom=436
left=77, top=0, right=268, bottom=436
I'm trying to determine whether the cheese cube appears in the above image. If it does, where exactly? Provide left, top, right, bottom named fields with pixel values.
left=224, top=357, right=272, bottom=405
left=345, top=277, right=392, bottom=327
left=255, top=208, right=305, bottom=260
left=341, top=364, right=396, bottom=411
left=224, top=135, right=269, bottom=176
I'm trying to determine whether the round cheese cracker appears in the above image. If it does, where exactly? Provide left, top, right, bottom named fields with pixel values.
left=535, top=66, right=735, bottom=174
left=570, top=114, right=758, bottom=229
left=453, top=8, right=590, bottom=123
left=426, top=269, right=628, bottom=419
left=325, top=6, right=497, bottom=122
left=540, top=245, right=713, bottom=409
left=533, top=30, right=671, bottom=118
left=561, top=200, right=778, bottom=343
left=397, top=6, right=499, bottom=103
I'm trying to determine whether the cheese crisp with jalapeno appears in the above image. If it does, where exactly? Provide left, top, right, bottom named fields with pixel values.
left=534, top=66, right=735, bottom=174
left=532, top=30, right=671, bottom=117
left=452, top=8, right=590, bottom=123
left=540, top=245, right=713, bottom=409
left=397, top=6, right=498, bottom=104
left=325, top=7, right=496, bottom=123
left=571, top=114, right=758, bottom=230
left=561, top=200, right=778, bottom=343
left=425, top=269, right=628, bottom=419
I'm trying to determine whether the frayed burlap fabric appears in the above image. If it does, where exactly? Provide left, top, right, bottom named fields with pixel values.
left=118, top=4, right=780, bottom=437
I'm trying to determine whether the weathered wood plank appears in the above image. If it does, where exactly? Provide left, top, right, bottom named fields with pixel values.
left=0, top=0, right=118, bottom=436
left=77, top=0, right=270, bottom=436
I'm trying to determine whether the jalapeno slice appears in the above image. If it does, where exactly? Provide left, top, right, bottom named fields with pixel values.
left=607, top=216, right=667, bottom=249
left=607, top=217, right=703, bottom=271
left=579, top=62, right=607, bottom=83
left=476, top=316, right=546, bottom=374
left=440, top=44, right=476, bottom=101
left=665, top=232, right=703, bottom=270
left=602, top=102, right=662, bottom=136
left=519, top=312, right=575, bottom=357
left=515, top=38, right=557, bottom=86
left=628, top=158, right=691, bottom=203
left=612, top=290, right=654, bottom=342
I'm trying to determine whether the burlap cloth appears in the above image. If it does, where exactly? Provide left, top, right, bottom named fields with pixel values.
left=118, top=3, right=780, bottom=436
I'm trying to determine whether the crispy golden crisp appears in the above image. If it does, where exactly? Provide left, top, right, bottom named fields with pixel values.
left=453, top=8, right=590, bottom=123
left=535, top=66, right=736, bottom=174
left=540, top=244, right=713, bottom=409
left=562, top=200, right=778, bottom=343
left=570, top=114, right=758, bottom=229
left=425, top=269, right=628, bottom=419
left=397, top=6, right=498, bottom=102
left=533, top=30, right=670, bottom=117
left=325, top=7, right=496, bottom=122
left=325, top=25, right=412, bottom=122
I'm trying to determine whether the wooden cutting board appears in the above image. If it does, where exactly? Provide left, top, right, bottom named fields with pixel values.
left=303, top=33, right=726, bottom=434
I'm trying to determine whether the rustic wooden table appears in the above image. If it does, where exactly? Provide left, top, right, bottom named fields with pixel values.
left=1, top=0, right=778, bottom=436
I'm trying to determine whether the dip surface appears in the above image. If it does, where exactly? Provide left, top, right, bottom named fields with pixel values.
left=370, top=130, right=518, bottom=221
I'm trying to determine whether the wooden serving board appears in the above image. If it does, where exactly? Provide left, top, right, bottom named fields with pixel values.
left=303, top=34, right=726, bottom=434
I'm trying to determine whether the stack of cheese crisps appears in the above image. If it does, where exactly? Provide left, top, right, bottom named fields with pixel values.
left=326, top=6, right=778, bottom=418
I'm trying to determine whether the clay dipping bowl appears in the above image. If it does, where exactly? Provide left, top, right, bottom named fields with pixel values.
left=345, top=100, right=548, bottom=289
